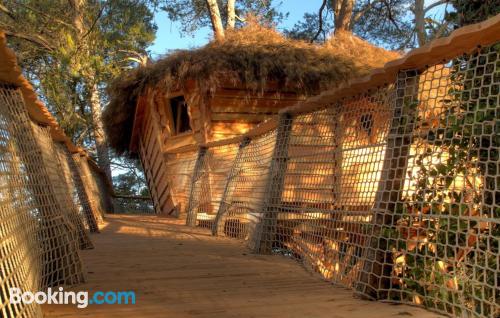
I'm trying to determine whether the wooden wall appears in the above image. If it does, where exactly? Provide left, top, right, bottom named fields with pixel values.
left=134, top=85, right=306, bottom=218
left=138, top=93, right=176, bottom=216
left=206, top=87, right=304, bottom=142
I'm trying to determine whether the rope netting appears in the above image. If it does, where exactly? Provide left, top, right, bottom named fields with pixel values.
left=72, top=154, right=105, bottom=225
left=185, top=143, right=240, bottom=228
left=88, top=165, right=114, bottom=214
left=164, top=150, right=198, bottom=216
left=56, top=144, right=99, bottom=233
left=33, top=124, right=95, bottom=251
left=213, top=131, right=277, bottom=242
left=0, top=81, right=111, bottom=317
left=0, top=83, right=43, bottom=318
left=177, top=42, right=499, bottom=317
left=357, top=44, right=499, bottom=317
left=0, top=83, right=91, bottom=317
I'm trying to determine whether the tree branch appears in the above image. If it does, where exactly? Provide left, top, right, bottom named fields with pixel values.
left=311, top=0, right=327, bottom=43
left=10, top=0, right=76, bottom=29
left=0, top=3, right=16, bottom=20
left=235, top=15, right=246, bottom=22
left=352, top=0, right=383, bottom=24
left=3, top=30, right=54, bottom=51
left=424, top=0, right=449, bottom=14
left=381, top=0, right=402, bottom=34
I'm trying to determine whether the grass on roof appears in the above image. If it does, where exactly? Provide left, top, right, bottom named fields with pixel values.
left=104, top=22, right=399, bottom=155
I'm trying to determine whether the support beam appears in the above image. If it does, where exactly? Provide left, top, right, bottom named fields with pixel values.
left=356, top=70, right=420, bottom=299
left=212, top=137, right=251, bottom=236
left=253, top=113, right=293, bottom=254
left=186, top=147, right=208, bottom=227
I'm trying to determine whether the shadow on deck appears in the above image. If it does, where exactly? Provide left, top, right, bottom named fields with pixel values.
left=42, top=215, right=443, bottom=318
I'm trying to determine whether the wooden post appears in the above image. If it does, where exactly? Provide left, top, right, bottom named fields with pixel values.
left=356, top=70, right=419, bottom=299
left=186, top=147, right=208, bottom=227
left=212, top=137, right=251, bottom=236
left=254, top=113, right=293, bottom=254
left=66, top=149, right=100, bottom=233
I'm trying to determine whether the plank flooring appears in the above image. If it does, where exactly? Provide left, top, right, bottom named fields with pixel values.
left=43, top=214, right=443, bottom=318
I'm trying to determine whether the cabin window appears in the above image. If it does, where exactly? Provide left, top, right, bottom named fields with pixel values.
left=170, top=96, right=191, bottom=134
left=360, top=113, right=374, bottom=136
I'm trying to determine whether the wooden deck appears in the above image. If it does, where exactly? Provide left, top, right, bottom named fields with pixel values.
left=43, top=214, right=443, bottom=318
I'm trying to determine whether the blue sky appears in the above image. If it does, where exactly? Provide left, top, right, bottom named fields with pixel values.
left=149, top=0, right=325, bottom=57
left=148, top=1, right=448, bottom=57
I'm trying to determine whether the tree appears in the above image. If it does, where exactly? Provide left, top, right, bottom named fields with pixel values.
left=285, top=0, right=457, bottom=50
left=0, top=0, right=156, bottom=183
left=284, top=12, right=334, bottom=43
left=285, top=0, right=415, bottom=49
left=112, top=156, right=153, bottom=213
left=161, top=0, right=286, bottom=39
left=206, top=0, right=226, bottom=40
left=446, top=0, right=500, bottom=27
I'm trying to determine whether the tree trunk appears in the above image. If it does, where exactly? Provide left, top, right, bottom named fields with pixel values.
left=414, top=0, right=426, bottom=46
left=332, top=0, right=355, bottom=33
left=89, top=83, right=112, bottom=182
left=227, top=0, right=236, bottom=29
left=205, top=0, right=225, bottom=40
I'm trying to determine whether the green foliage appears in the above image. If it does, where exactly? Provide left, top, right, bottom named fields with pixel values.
left=386, top=44, right=499, bottom=316
left=112, top=157, right=153, bottom=213
left=446, top=0, right=500, bottom=27
left=284, top=12, right=333, bottom=43
left=284, top=0, right=415, bottom=49
left=352, top=0, right=414, bottom=49
left=0, top=0, right=156, bottom=148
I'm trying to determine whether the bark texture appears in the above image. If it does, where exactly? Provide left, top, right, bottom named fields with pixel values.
left=227, top=0, right=236, bottom=29
left=206, top=0, right=225, bottom=40
left=332, top=0, right=355, bottom=33
left=90, top=83, right=112, bottom=182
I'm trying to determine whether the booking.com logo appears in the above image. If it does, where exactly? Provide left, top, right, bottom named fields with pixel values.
left=9, top=287, right=136, bottom=308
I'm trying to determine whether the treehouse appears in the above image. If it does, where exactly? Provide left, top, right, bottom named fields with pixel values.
left=1, top=16, right=499, bottom=318
left=104, top=24, right=399, bottom=219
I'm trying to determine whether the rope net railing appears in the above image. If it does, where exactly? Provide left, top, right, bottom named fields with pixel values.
left=72, top=154, right=106, bottom=225
left=164, top=150, right=198, bottom=216
left=0, top=81, right=112, bottom=317
left=32, top=123, right=94, bottom=251
left=174, top=40, right=499, bottom=317
left=185, top=142, right=240, bottom=228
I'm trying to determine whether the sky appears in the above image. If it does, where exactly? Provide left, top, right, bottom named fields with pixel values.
left=149, top=0, right=325, bottom=57
left=148, top=0, right=448, bottom=57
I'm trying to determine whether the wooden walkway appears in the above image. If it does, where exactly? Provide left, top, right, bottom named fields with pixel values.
left=43, top=215, right=443, bottom=318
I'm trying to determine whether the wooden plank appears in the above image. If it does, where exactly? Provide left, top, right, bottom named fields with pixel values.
left=42, top=215, right=443, bottom=318
left=213, top=87, right=305, bottom=100
left=211, top=113, right=270, bottom=122
left=163, top=133, right=197, bottom=153
left=209, top=97, right=297, bottom=111
left=211, top=122, right=254, bottom=134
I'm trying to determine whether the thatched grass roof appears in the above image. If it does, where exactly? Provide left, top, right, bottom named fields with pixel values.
left=104, top=23, right=399, bottom=154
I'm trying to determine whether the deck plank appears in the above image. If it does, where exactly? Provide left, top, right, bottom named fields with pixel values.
left=43, top=215, right=443, bottom=318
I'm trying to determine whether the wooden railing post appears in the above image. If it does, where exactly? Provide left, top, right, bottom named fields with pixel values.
left=356, top=70, right=420, bottom=299
left=186, top=147, right=208, bottom=227
left=64, top=147, right=100, bottom=233
left=253, top=113, right=293, bottom=254
left=212, top=137, right=251, bottom=236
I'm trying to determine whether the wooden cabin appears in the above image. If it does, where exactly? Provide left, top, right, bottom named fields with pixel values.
left=104, top=24, right=399, bottom=218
